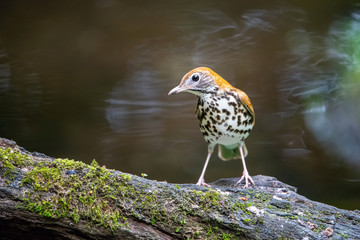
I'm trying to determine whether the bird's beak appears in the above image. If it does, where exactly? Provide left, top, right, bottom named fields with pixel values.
left=168, top=85, right=185, bottom=95
left=168, top=82, right=196, bottom=95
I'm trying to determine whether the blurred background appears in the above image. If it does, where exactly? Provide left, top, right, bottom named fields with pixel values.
left=0, top=0, right=359, bottom=210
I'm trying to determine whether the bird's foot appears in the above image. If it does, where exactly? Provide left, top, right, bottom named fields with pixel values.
left=196, top=177, right=210, bottom=187
left=236, top=170, right=255, bottom=188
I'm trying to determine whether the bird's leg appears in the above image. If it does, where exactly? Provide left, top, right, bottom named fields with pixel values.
left=236, top=143, right=254, bottom=188
left=242, top=142, right=248, bottom=158
left=196, top=148, right=213, bottom=187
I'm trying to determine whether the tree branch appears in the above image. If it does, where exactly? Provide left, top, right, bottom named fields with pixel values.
left=0, top=137, right=359, bottom=239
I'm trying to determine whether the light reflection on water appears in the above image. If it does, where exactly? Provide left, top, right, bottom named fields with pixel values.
left=0, top=1, right=359, bottom=209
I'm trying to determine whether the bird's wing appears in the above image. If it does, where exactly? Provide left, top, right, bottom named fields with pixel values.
left=234, top=89, right=255, bottom=120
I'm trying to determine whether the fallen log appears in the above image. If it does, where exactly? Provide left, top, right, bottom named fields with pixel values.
left=0, top=137, right=359, bottom=239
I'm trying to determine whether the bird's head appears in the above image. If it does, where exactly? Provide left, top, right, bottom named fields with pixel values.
left=168, top=67, right=229, bottom=96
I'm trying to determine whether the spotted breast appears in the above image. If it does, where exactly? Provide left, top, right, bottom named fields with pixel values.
left=196, top=89, right=254, bottom=149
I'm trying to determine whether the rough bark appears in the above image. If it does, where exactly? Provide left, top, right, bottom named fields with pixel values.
left=0, top=137, right=359, bottom=240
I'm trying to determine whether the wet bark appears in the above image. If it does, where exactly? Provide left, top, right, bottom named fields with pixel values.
left=0, top=137, right=359, bottom=240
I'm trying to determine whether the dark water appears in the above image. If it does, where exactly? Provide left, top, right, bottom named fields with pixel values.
left=0, top=1, right=359, bottom=210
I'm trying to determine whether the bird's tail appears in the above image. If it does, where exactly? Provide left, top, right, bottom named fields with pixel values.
left=218, top=143, right=248, bottom=161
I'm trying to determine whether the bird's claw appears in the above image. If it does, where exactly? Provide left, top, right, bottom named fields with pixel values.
left=236, top=171, right=255, bottom=188
left=196, top=178, right=211, bottom=187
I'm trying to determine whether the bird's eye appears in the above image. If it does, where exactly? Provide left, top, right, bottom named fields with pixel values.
left=191, top=74, right=200, bottom=82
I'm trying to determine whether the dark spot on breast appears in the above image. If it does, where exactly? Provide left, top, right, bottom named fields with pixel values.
left=198, top=110, right=206, bottom=121
left=222, top=109, right=231, bottom=116
left=205, top=121, right=212, bottom=132
left=210, top=116, right=217, bottom=124
left=237, top=115, right=242, bottom=126
left=228, top=102, right=236, bottom=107
left=213, top=127, right=218, bottom=133
left=226, top=125, right=235, bottom=132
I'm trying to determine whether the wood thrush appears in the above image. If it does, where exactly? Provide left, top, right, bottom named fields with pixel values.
left=169, top=67, right=255, bottom=187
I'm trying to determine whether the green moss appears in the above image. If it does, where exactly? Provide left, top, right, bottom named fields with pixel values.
left=198, top=189, right=222, bottom=210
left=0, top=148, right=32, bottom=178
left=1, top=159, right=15, bottom=177
left=0, top=148, right=31, bottom=167
left=242, top=218, right=250, bottom=224
left=16, top=156, right=131, bottom=232
left=253, top=192, right=271, bottom=202
left=203, top=225, right=237, bottom=240
left=231, top=200, right=252, bottom=214
left=26, top=200, right=55, bottom=218
left=339, top=232, right=349, bottom=239
left=266, top=204, right=276, bottom=210
left=0, top=146, right=257, bottom=238
left=312, top=224, right=326, bottom=234
left=222, top=233, right=235, bottom=240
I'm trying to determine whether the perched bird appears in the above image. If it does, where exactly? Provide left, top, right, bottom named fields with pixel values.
left=168, top=67, right=255, bottom=187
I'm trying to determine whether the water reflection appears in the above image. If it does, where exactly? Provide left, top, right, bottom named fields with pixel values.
left=304, top=11, right=360, bottom=168
left=0, top=1, right=359, bottom=209
left=0, top=49, right=10, bottom=92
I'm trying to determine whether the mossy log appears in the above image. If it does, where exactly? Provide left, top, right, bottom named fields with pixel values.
left=0, top=137, right=359, bottom=240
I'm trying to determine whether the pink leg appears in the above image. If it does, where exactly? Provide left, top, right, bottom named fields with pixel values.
left=196, top=149, right=213, bottom=187
left=236, top=143, right=254, bottom=188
